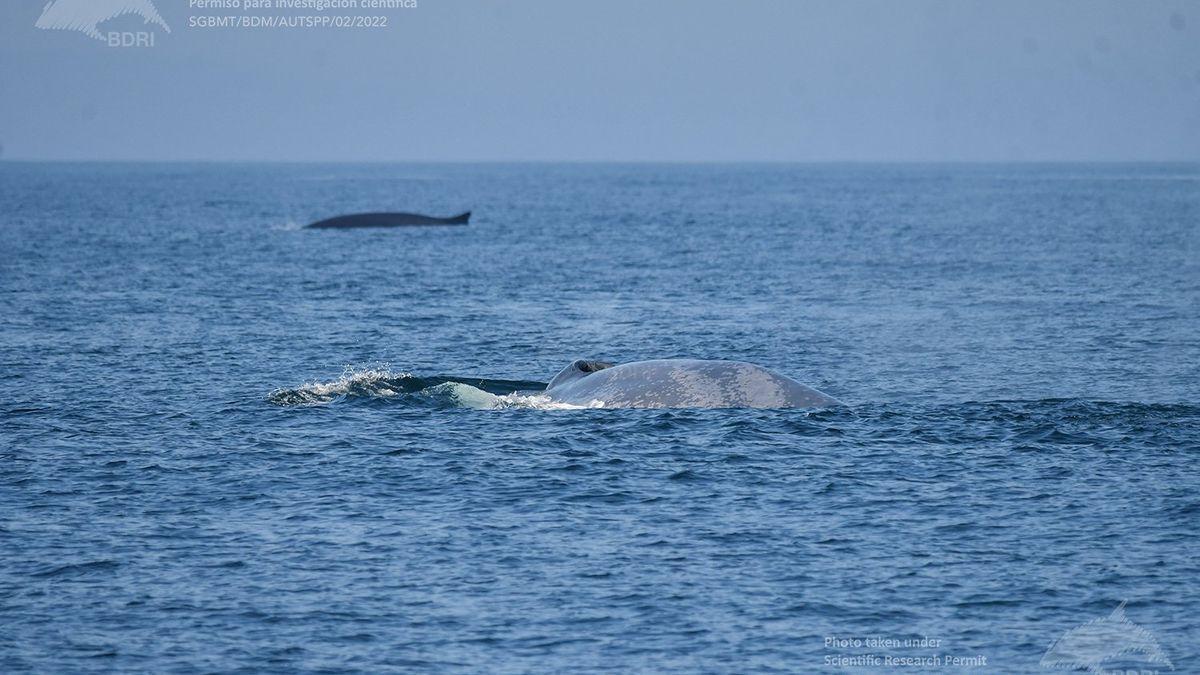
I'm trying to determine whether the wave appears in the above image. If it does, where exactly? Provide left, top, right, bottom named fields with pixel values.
left=267, top=367, right=596, bottom=409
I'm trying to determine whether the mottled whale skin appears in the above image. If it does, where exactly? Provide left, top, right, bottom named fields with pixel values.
left=306, top=211, right=470, bottom=229
left=542, top=359, right=841, bottom=409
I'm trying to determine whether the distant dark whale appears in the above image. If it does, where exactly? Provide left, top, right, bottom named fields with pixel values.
left=305, top=212, right=471, bottom=229
left=539, top=359, right=841, bottom=409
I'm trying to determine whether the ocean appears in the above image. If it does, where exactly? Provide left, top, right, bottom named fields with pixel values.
left=2, top=162, right=1197, bottom=672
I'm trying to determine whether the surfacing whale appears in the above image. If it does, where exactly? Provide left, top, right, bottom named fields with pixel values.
left=540, top=359, right=840, bottom=409
left=306, top=211, right=470, bottom=229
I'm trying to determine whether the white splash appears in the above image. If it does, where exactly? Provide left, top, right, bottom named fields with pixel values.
left=270, top=368, right=607, bottom=410
left=268, top=367, right=409, bottom=405
left=440, top=383, right=605, bottom=410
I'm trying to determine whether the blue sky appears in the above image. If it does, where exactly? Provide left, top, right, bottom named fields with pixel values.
left=1, top=0, right=1197, bottom=161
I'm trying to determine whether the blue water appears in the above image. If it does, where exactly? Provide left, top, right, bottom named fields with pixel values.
left=2, top=162, right=1198, bottom=672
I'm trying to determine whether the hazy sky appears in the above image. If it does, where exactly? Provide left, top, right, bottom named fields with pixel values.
left=0, top=0, right=1197, bottom=161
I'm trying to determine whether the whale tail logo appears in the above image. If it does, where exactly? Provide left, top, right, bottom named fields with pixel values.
left=36, top=0, right=170, bottom=41
left=1041, top=601, right=1173, bottom=673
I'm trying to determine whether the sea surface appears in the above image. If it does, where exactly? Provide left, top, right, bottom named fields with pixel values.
left=1, top=162, right=1198, bottom=673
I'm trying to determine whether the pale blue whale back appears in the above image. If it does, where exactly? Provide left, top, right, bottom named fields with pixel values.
left=543, top=359, right=840, bottom=409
